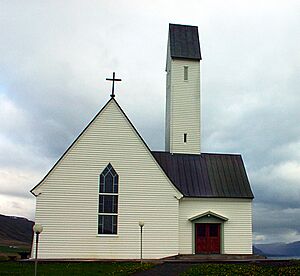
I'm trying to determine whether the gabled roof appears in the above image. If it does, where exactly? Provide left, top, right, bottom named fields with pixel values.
left=152, top=151, right=254, bottom=199
left=169, top=23, right=202, bottom=60
left=31, top=98, right=182, bottom=198
left=189, top=211, right=228, bottom=222
left=30, top=98, right=114, bottom=195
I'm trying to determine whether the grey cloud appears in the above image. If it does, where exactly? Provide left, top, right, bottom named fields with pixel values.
left=253, top=202, right=300, bottom=243
left=1, top=1, right=300, bottom=243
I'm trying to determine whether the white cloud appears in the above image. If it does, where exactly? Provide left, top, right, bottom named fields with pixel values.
left=0, top=194, right=35, bottom=221
left=0, top=94, right=27, bottom=134
left=0, top=167, right=43, bottom=198
left=253, top=234, right=266, bottom=242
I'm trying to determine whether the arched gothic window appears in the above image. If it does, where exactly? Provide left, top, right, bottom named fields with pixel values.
left=98, top=163, right=118, bottom=235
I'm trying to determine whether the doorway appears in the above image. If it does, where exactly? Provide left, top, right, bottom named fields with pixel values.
left=195, top=223, right=220, bottom=254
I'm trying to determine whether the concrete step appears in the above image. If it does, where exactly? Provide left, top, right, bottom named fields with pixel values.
left=162, top=254, right=266, bottom=262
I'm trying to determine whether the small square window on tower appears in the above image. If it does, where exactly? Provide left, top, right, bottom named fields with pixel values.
left=184, top=66, right=188, bottom=81
left=184, top=133, right=187, bottom=143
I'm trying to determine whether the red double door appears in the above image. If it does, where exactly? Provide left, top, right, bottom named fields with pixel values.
left=195, top=223, right=221, bottom=254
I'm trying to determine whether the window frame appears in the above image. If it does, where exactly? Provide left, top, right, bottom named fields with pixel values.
left=184, top=133, right=187, bottom=143
left=97, top=163, right=119, bottom=236
left=184, top=66, right=189, bottom=81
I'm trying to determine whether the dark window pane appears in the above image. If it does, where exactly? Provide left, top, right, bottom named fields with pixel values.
left=100, top=164, right=118, bottom=194
left=98, top=215, right=118, bottom=234
left=197, top=224, right=206, bottom=237
left=99, top=183, right=104, bottom=193
left=209, top=224, right=219, bottom=237
left=105, top=173, right=113, bottom=193
left=99, top=195, right=104, bottom=213
left=99, top=195, right=118, bottom=213
left=113, top=216, right=118, bottom=234
left=113, top=196, right=118, bottom=213
left=102, top=167, right=109, bottom=176
left=99, top=175, right=104, bottom=193
left=184, top=66, right=188, bottom=80
left=98, top=215, right=104, bottom=234
left=98, top=164, right=118, bottom=235
left=110, top=165, right=116, bottom=176
left=103, top=215, right=112, bottom=234
left=113, top=175, right=118, bottom=193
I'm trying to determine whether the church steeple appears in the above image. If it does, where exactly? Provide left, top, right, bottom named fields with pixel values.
left=165, top=24, right=202, bottom=154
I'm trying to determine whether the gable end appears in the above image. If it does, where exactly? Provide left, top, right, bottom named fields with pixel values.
left=31, top=98, right=182, bottom=198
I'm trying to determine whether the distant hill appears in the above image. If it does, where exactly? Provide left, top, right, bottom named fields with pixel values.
left=255, top=241, right=300, bottom=257
left=0, top=214, right=34, bottom=248
left=253, top=245, right=265, bottom=256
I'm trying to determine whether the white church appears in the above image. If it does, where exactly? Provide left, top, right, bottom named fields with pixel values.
left=31, top=24, right=254, bottom=259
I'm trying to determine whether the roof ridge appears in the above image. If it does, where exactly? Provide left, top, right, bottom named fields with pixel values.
left=202, top=152, right=242, bottom=156
left=169, top=23, right=198, bottom=28
left=151, top=151, right=242, bottom=157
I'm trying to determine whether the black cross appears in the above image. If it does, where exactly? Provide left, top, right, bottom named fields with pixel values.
left=106, top=72, right=122, bottom=98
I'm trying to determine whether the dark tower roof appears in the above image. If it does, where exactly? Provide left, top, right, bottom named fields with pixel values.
left=169, top=23, right=202, bottom=60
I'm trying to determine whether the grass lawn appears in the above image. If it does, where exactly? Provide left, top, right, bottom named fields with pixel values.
left=2, top=261, right=300, bottom=276
left=182, top=262, right=300, bottom=276
left=0, top=261, right=153, bottom=275
left=0, top=246, right=31, bottom=261
left=0, top=246, right=30, bottom=254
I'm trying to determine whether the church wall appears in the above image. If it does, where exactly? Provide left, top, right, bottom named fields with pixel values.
left=165, top=38, right=171, bottom=152
left=32, top=100, right=180, bottom=259
left=168, top=59, right=201, bottom=154
left=179, top=198, right=253, bottom=254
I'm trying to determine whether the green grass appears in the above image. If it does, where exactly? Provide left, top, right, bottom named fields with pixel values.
left=182, top=262, right=300, bottom=276
left=0, top=246, right=31, bottom=261
left=0, top=261, right=153, bottom=275
left=0, top=246, right=30, bottom=254
left=3, top=261, right=300, bottom=276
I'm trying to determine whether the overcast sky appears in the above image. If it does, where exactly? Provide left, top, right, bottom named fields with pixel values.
left=1, top=0, right=299, bottom=244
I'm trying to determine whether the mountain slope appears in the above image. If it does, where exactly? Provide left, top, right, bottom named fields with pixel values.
left=0, top=214, right=34, bottom=247
left=255, top=241, right=300, bottom=256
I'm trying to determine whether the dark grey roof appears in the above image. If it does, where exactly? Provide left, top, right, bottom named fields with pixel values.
left=169, top=23, right=202, bottom=60
left=152, top=151, right=254, bottom=199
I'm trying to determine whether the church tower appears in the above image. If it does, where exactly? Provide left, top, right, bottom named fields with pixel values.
left=165, top=24, right=201, bottom=154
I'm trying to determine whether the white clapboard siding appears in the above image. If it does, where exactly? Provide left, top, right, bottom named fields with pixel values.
left=179, top=198, right=253, bottom=254
left=32, top=99, right=181, bottom=259
left=165, top=38, right=172, bottom=151
left=166, top=57, right=201, bottom=154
